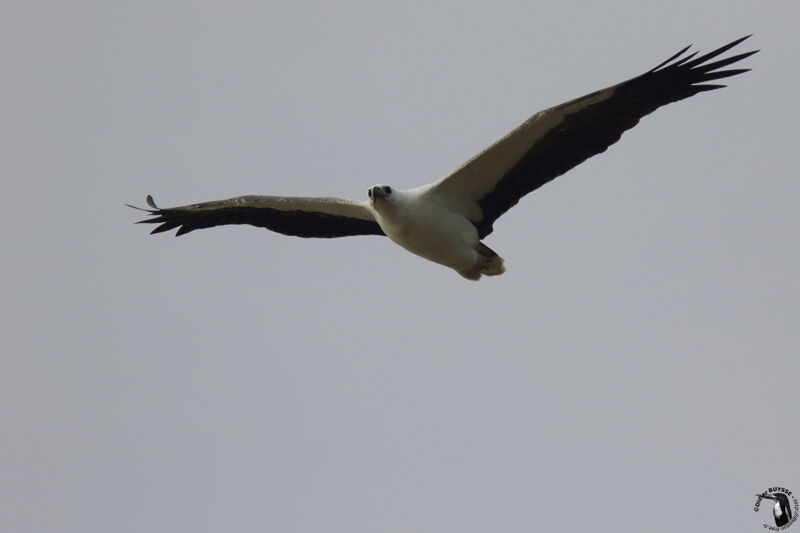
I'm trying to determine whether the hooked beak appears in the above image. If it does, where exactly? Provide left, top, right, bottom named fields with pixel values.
left=369, top=186, right=388, bottom=201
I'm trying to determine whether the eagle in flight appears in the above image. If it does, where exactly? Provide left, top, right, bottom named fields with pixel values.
left=129, top=36, right=757, bottom=280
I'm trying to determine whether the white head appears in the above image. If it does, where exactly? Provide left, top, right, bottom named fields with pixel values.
left=367, top=184, right=394, bottom=206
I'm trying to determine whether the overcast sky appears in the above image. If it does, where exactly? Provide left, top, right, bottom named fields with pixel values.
left=2, top=1, right=798, bottom=532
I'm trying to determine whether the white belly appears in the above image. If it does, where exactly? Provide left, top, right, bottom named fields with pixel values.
left=376, top=199, right=480, bottom=272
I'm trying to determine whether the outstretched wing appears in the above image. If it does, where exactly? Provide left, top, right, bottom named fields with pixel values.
left=433, top=35, right=758, bottom=238
left=128, top=194, right=385, bottom=238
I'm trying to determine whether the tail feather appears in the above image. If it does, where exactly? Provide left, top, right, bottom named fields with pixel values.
left=477, top=242, right=505, bottom=276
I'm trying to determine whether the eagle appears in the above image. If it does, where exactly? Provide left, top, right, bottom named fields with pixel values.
left=129, top=36, right=757, bottom=280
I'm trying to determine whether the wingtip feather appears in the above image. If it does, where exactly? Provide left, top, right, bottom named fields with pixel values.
left=150, top=224, right=173, bottom=235
left=651, top=44, right=693, bottom=72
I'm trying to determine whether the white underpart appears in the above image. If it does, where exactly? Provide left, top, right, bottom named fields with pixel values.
left=363, top=90, right=621, bottom=278
left=369, top=185, right=482, bottom=274
left=431, top=87, right=616, bottom=204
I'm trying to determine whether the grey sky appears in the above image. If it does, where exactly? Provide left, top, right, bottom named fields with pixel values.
left=2, top=1, right=798, bottom=532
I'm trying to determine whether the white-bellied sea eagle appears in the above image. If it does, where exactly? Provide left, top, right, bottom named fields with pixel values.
left=129, top=36, right=757, bottom=280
